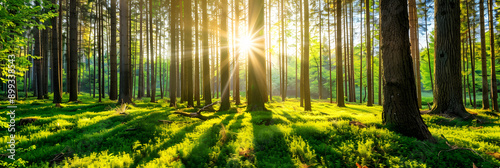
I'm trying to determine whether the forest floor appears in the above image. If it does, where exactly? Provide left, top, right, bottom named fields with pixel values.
left=1, top=94, right=500, bottom=168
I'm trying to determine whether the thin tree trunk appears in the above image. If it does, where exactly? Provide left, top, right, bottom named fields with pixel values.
left=489, top=0, right=498, bottom=112
left=479, top=0, right=490, bottom=109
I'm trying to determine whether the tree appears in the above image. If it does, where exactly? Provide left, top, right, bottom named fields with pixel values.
left=119, top=0, right=132, bottom=104
left=233, top=0, right=241, bottom=105
left=183, top=0, right=193, bottom=106
left=336, top=0, right=344, bottom=107
left=201, top=0, right=211, bottom=107
left=247, top=0, right=267, bottom=111
left=429, top=0, right=471, bottom=118
left=489, top=0, right=498, bottom=112
left=170, top=0, right=179, bottom=107
left=409, top=0, right=421, bottom=108
left=380, top=0, right=436, bottom=143
left=366, top=0, right=373, bottom=106
left=69, top=0, right=78, bottom=102
left=150, top=0, right=156, bottom=103
left=479, top=0, right=489, bottom=110
left=219, top=0, right=230, bottom=111
left=302, top=0, right=311, bottom=111
left=138, top=0, right=144, bottom=99
left=109, top=0, right=117, bottom=100
left=52, top=0, right=62, bottom=104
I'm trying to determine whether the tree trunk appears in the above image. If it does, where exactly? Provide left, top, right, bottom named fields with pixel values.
left=170, top=0, right=178, bottom=107
left=201, top=0, right=211, bottom=106
left=479, top=0, right=490, bottom=110
left=366, top=0, right=373, bottom=106
left=234, top=0, right=241, bottom=105
left=466, top=1, right=476, bottom=108
left=489, top=0, right=498, bottom=112
left=109, top=0, right=117, bottom=100
left=219, top=0, right=230, bottom=111
left=150, top=0, right=156, bottom=103
left=119, top=0, right=132, bottom=104
left=409, top=0, right=421, bottom=108
left=430, top=0, right=471, bottom=119
left=69, top=0, right=78, bottom=102
left=247, top=0, right=267, bottom=111
left=336, top=0, right=344, bottom=107
left=51, top=0, right=62, bottom=103
left=138, top=0, right=144, bottom=99
left=302, top=0, right=311, bottom=111
left=380, top=0, right=436, bottom=143
left=194, top=0, right=200, bottom=106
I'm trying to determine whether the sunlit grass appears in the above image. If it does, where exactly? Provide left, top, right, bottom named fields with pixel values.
left=0, top=94, right=499, bottom=167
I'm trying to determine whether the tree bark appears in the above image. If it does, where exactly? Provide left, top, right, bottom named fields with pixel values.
left=52, top=0, right=62, bottom=103
left=150, top=0, right=156, bottom=103
left=302, top=0, right=311, bottom=111
left=234, top=0, right=241, bottom=105
left=201, top=0, right=211, bottom=107
left=219, top=0, right=230, bottom=111
left=366, top=0, right=373, bottom=106
left=336, top=0, right=344, bottom=107
left=170, top=0, right=178, bottom=107
left=109, top=0, right=117, bottom=100
left=479, top=0, right=490, bottom=110
left=430, top=0, right=471, bottom=119
left=69, top=0, right=78, bottom=102
left=247, top=0, right=267, bottom=111
left=119, top=0, right=132, bottom=104
left=380, top=0, right=436, bottom=143
left=489, top=0, right=498, bottom=112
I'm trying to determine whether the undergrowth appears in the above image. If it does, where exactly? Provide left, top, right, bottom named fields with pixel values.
left=1, top=94, right=499, bottom=168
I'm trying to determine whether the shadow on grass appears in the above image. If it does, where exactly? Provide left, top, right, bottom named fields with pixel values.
left=250, top=111, right=295, bottom=167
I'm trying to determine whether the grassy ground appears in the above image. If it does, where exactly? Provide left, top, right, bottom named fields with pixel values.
left=1, top=94, right=500, bottom=168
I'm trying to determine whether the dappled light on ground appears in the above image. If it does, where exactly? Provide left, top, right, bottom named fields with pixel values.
left=1, top=94, right=499, bottom=167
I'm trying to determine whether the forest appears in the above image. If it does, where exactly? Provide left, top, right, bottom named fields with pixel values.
left=0, top=0, right=500, bottom=167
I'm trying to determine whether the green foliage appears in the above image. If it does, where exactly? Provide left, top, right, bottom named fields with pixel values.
left=0, top=0, right=57, bottom=83
left=1, top=95, right=499, bottom=167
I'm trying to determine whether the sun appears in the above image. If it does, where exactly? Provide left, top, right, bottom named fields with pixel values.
left=238, top=35, right=253, bottom=53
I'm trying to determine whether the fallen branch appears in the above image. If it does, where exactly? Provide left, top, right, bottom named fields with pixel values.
left=197, top=101, right=220, bottom=113
left=438, top=134, right=485, bottom=161
left=174, top=101, right=220, bottom=121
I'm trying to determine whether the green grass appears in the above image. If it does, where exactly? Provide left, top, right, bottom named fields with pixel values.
left=1, top=93, right=499, bottom=168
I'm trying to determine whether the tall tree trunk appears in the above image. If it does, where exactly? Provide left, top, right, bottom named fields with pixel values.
left=119, top=0, right=132, bottom=104
left=466, top=1, right=476, bottom=108
left=366, top=0, right=373, bottom=106
left=109, top=0, right=117, bottom=100
left=479, top=0, right=490, bottom=109
left=489, top=0, right=498, bottom=112
left=146, top=1, right=150, bottom=97
left=170, top=0, right=178, bottom=107
left=336, top=0, right=344, bottom=107
left=430, top=0, right=471, bottom=119
left=138, top=0, right=144, bottom=99
left=409, top=0, right=421, bottom=108
left=69, top=0, right=78, bottom=101
left=247, top=0, right=267, bottom=111
left=328, top=0, right=332, bottom=103
left=234, top=0, right=241, bottom=105
left=302, top=0, right=311, bottom=110
left=52, top=0, right=62, bottom=103
left=195, top=0, right=200, bottom=106
left=380, top=0, right=436, bottom=143
left=318, top=0, right=322, bottom=100
left=360, top=0, right=363, bottom=104
left=150, top=0, right=156, bottom=103
left=219, top=0, right=230, bottom=111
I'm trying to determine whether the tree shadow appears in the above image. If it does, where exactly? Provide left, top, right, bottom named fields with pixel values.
left=250, top=111, right=295, bottom=167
